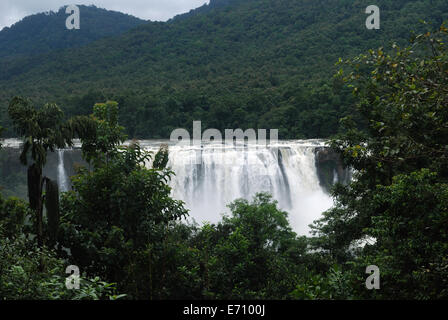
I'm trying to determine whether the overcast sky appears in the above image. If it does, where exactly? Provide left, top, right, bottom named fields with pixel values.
left=0, top=0, right=210, bottom=30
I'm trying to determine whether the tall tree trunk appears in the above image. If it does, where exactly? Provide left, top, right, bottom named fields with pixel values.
left=28, top=163, right=43, bottom=247
left=45, top=178, right=60, bottom=248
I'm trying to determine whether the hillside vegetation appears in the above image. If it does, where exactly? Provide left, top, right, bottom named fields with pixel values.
left=0, top=0, right=447, bottom=139
left=0, top=5, right=145, bottom=59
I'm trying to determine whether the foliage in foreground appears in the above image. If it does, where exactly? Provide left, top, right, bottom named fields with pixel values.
left=0, top=194, right=123, bottom=300
left=57, top=101, right=188, bottom=299
left=310, top=25, right=448, bottom=299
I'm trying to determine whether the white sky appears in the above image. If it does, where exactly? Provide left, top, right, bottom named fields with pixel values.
left=0, top=0, right=210, bottom=30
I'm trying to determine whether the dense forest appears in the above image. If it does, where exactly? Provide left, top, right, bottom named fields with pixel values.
left=1, top=0, right=447, bottom=139
left=1, top=23, right=448, bottom=299
left=0, top=5, right=145, bottom=58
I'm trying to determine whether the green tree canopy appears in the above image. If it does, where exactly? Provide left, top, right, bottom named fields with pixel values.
left=309, top=25, right=448, bottom=299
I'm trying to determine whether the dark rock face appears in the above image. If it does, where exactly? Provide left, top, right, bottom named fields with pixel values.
left=314, top=147, right=351, bottom=193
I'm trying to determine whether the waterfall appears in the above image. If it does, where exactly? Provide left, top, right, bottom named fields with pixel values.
left=57, top=149, right=70, bottom=192
left=146, top=140, right=334, bottom=236
left=333, top=168, right=339, bottom=184
left=3, top=139, right=338, bottom=235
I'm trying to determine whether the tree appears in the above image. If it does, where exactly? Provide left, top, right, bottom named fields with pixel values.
left=310, top=25, right=448, bottom=299
left=79, top=101, right=126, bottom=167
left=58, top=101, right=188, bottom=298
left=8, top=97, right=95, bottom=247
left=192, top=193, right=309, bottom=299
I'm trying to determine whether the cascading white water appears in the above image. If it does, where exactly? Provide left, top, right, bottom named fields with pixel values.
left=142, top=140, right=333, bottom=236
left=1, top=139, right=335, bottom=235
left=57, top=149, right=70, bottom=192
left=333, top=168, right=339, bottom=184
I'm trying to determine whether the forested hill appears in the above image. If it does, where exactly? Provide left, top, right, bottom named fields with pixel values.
left=0, top=5, right=146, bottom=58
left=0, top=0, right=447, bottom=139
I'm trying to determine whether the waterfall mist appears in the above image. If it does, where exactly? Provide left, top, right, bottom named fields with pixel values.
left=142, top=140, right=334, bottom=236
left=57, top=149, right=70, bottom=192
